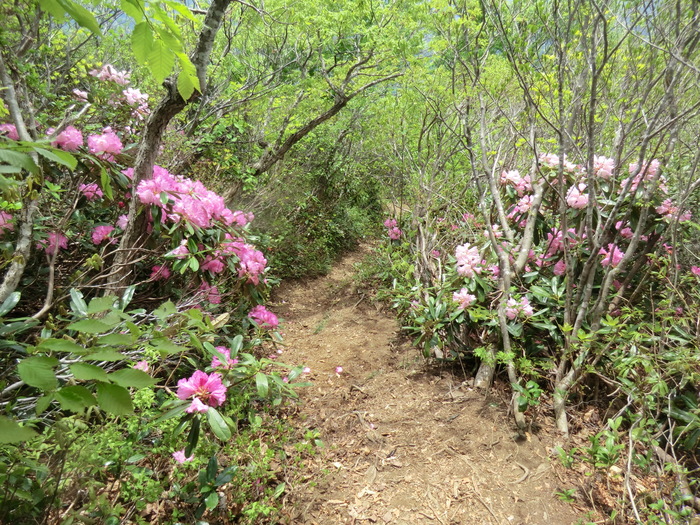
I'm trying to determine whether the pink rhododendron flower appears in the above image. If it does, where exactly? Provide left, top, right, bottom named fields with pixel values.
left=201, top=256, right=225, bottom=274
left=221, top=238, right=267, bottom=284
left=199, top=282, right=221, bottom=304
left=167, top=240, right=190, bottom=259
left=172, top=449, right=194, bottom=464
left=505, top=296, right=534, bottom=320
left=72, top=89, right=88, bottom=102
left=384, top=218, right=398, bottom=228
left=600, top=243, right=624, bottom=267
left=91, top=225, right=115, bottom=245
left=388, top=227, right=402, bottom=240
left=123, top=87, right=149, bottom=106
left=303, top=367, right=311, bottom=374
left=553, top=259, right=566, bottom=276
left=455, top=243, right=482, bottom=278
left=593, top=155, right=615, bottom=179
left=539, top=153, right=559, bottom=169
left=79, top=182, right=103, bottom=201
left=176, top=370, right=226, bottom=412
left=691, top=266, right=700, bottom=277
left=615, top=221, right=634, bottom=239
left=38, top=232, right=68, bottom=255
left=133, top=361, right=149, bottom=372
left=566, top=183, right=589, bottom=209
left=453, top=288, right=476, bottom=309
left=0, top=211, right=14, bottom=236
left=0, top=123, right=19, bottom=140
left=87, top=131, right=123, bottom=159
left=150, top=265, right=171, bottom=281
left=500, top=169, right=532, bottom=196
left=89, top=64, right=131, bottom=85
left=211, top=346, right=238, bottom=369
left=50, top=125, right=83, bottom=151
left=335, top=366, right=343, bottom=374
left=116, top=214, right=129, bottom=230
left=248, top=305, right=279, bottom=329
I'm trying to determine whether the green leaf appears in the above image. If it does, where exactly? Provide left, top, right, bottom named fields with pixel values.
left=100, top=167, right=113, bottom=200
left=97, top=333, right=134, bottom=346
left=56, top=386, right=96, bottom=412
left=147, top=38, right=175, bottom=84
left=273, top=482, right=286, bottom=499
left=185, top=416, right=200, bottom=456
left=154, top=402, right=188, bottom=423
left=57, top=0, right=101, bottom=35
left=86, top=349, right=127, bottom=361
left=70, top=362, right=110, bottom=382
left=165, top=0, right=198, bottom=22
left=120, top=285, right=136, bottom=310
left=255, top=373, right=269, bottom=398
left=38, top=337, right=86, bottom=354
left=0, top=291, right=20, bottom=316
left=206, top=408, right=232, bottom=441
left=38, top=0, right=66, bottom=19
left=68, top=319, right=110, bottom=334
left=177, top=71, right=197, bottom=101
left=96, top=383, right=133, bottom=415
left=188, top=257, right=199, bottom=272
left=0, top=416, right=38, bottom=444
left=151, top=337, right=185, bottom=355
left=108, top=368, right=157, bottom=388
left=18, top=356, right=58, bottom=390
left=36, top=394, right=54, bottom=415
left=33, top=147, right=77, bottom=169
left=87, top=295, right=117, bottom=314
left=204, top=492, right=219, bottom=510
left=131, top=21, right=153, bottom=65
left=69, top=288, right=88, bottom=317
left=121, top=0, right=144, bottom=22
left=0, top=149, right=39, bottom=174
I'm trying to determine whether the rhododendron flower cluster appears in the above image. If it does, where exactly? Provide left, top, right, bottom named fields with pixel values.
left=133, top=361, right=149, bottom=372
left=49, top=125, right=83, bottom=151
left=0, top=211, right=14, bottom=235
left=453, top=288, right=476, bottom=309
left=455, top=243, right=482, bottom=278
left=620, top=159, right=666, bottom=195
left=500, top=169, right=532, bottom=196
left=176, top=370, right=227, bottom=413
left=72, top=89, right=88, bottom=102
left=150, top=265, right=171, bottom=281
left=248, top=304, right=279, bottom=329
left=600, top=243, right=624, bottom=267
left=211, top=346, right=238, bottom=369
left=87, top=130, right=123, bottom=159
left=505, top=296, right=534, bottom=320
left=38, top=232, right=68, bottom=255
left=566, top=183, right=589, bottom=209
left=136, top=165, right=246, bottom=230
left=0, top=123, right=19, bottom=140
left=91, top=225, right=115, bottom=245
left=89, top=64, right=131, bottom=85
left=220, top=237, right=268, bottom=284
left=172, top=449, right=194, bottom=464
left=593, top=155, right=615, bottom=179
left=79, top=183, right=103, bottom=201
left=384, top=218, right=402, bottom=240
left=199, top=282, right=221, bottom=304
left=201, top=256, right=225, bottom=274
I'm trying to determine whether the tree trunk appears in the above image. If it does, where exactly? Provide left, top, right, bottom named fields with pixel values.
left=106, top=0, right=233, bottom=293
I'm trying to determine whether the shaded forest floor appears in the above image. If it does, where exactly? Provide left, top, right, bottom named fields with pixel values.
left=272, top=245, right=590, bottom=525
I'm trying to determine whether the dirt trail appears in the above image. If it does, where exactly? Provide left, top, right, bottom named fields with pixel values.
left=273, top=246, right=582, bottom=525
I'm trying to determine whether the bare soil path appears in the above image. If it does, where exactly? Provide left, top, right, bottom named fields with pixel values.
left=273, top=245, right=583, bottom=525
